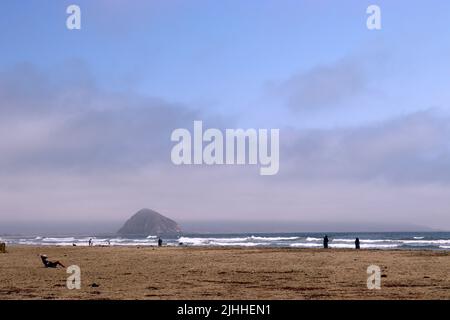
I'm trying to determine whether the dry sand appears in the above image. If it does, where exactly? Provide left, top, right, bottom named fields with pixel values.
left=0, top=246, right=449, bottom=300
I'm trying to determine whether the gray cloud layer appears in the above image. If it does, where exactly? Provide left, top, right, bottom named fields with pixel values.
left=277, top=57, right=368, bottom=111
left=282, top=109, right=450, bottom=184
left=1, top=63, right=450, bottom=228
left=0, top=63, right=205, bottom=174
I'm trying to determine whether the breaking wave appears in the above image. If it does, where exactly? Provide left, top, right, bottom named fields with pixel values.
left=2, top=232, right=449, bottom=250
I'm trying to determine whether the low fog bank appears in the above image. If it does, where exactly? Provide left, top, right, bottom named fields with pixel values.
left=0, top=220, right=437, bottom=236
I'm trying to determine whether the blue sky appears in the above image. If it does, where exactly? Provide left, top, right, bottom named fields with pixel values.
left=1, top=1, right=450, bottom=228
left=2, top=0, right=450, bottom=127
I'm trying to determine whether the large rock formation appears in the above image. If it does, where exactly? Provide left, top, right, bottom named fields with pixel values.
left=117, top=208, right=181, bottom=236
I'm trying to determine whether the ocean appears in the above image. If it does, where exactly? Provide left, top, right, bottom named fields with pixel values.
left=1, top=232, right=450, bottom=250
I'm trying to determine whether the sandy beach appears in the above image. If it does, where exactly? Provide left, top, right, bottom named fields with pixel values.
left=0, top=246, right=449, bottom=300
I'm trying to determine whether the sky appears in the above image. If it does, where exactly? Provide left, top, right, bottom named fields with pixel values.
left=1, top=0, right=450, bottom=230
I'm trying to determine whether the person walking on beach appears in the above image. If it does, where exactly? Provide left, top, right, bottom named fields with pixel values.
left=88, top=238, right=93, bottom=247
left=158, top=238, right=163, bottom=247
left=355, top=237, right=360, bottom=249
left=323, top=235, right=329, bottom=249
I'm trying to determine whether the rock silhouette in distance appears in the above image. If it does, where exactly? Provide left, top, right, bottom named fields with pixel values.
left=117, top=208, right=181, bottom=236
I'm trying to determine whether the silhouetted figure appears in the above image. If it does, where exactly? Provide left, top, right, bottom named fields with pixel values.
left=355, top=237, right=360, bottom=249
left=158, top=238, right=163, bottom=247
left=88, top=238, right=93, bottom=247
left=323, top=235, right=329, bottom=249
left=40, top=254, right=65, bottom=268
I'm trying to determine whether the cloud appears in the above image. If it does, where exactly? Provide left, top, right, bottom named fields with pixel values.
left=276, top=57, right=369, bottom=112
left=281, top=109, right=450, bottom=184
left=0, top=62, right=210, bottom=174
left=1, top=63, right=449, bottom=186
left=2, top=63, right=450, bottom=229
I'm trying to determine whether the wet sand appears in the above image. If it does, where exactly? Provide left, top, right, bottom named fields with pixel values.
left=0, top=246, right=449, bottom=300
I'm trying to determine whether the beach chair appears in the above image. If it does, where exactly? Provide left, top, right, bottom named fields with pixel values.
left=0, top=242, right=5, bottom=253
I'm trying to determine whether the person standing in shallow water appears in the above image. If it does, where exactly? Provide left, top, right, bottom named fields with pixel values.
left=323, top=235, right=329, bottom=249
left=355, top=237, right=360, bottom=249
left=158, top=238, right=163, bottom=247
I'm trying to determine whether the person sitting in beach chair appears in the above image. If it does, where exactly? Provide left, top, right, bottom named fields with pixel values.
left=40, top=254, right=65, bottom=268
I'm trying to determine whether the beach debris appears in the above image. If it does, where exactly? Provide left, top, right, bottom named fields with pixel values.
left=90, top=283, right=100, bottom=288
left=146, top=286, right=158, bottom=290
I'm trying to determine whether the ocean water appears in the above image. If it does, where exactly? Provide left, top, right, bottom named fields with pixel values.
left=1, top=232, right=450, bottom=250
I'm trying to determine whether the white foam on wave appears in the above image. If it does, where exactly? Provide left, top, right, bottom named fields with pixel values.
left=249, top=236, right=300, bottom=241
left=77, top=237, right=95, bottom=241
left=332, top=238, right=394, bottom=243
left=178, top=236, right=290, bottom=247
left=178, top=236, right=299, bottom=246
left=211, top=241, right=270, bottom=247
left=42, top=237, right=75, bottom=242
left=400, top=239, right=450, bottom=245
left=91, top=238, right=109, bottom=242
left=305, top=237, right=322, bottom=242
left=4, top=234, right=450, bottom=250
left=178, top=237, right=249, bottom=245
left=110, top=242, right=157, bottom=246
left=290, top=242, right=399, bottom=249
left=109, top=238, right=129, bottom=243
left=178, top=237, right=208, bottom=245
